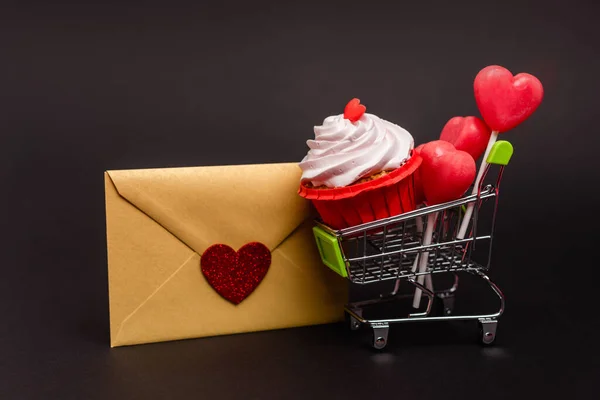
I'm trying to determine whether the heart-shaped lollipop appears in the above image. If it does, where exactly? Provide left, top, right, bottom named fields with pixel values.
left=440, top=116, right=491, bottom=160
left=455, top=66, right=543, bottom=240
left=412, top=140, right=476, bottom=308
left=474, top=65, right=544, bottom=132
left=420, top=140, right=476, bottom=205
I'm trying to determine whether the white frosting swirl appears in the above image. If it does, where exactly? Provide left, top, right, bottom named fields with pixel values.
left=299, top=113, right=414, bottom=188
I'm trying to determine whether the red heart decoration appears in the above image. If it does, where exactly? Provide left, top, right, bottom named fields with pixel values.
left=343, top=98, right=366, bottom=122
left=474, top=65, right=544, bottom=132
left=439, top=116, right=491, bottom=160
left=420, top=140, right=476, bottom=205
left=200, top=242, right=271, bottom=305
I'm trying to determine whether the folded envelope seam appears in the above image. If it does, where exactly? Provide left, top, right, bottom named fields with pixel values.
left=269, top=216, right=313, bottom=253
left=275, top=249, right=305, bottom=273
left=114, top=252, right=198, bottom=345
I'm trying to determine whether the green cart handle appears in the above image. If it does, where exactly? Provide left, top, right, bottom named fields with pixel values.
left=486, top=140, right=513, bottom=166
left=312, top=226, right=348, bottom=278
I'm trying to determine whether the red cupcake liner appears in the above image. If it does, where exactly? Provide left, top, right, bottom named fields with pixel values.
left=299, top=154, right=422, bottom=230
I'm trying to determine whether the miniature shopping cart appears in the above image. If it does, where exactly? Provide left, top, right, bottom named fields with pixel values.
left=312, top=141, right=514, bottom=349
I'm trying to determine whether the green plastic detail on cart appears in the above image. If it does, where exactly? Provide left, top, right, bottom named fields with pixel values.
left=312, top=226, right=348, bottom=278
left=486, top=140, right=514, bottom=166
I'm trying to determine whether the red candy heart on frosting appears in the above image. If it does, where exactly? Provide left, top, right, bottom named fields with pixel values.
left=344, top=98, right=366, bottom=123
left=200, top=242, right=271, bottom=305
left=440, top=116, right=491, bottom=161
left=474, top=65, right=544, bottom=132
left=420, top=140, right=476, bottom=205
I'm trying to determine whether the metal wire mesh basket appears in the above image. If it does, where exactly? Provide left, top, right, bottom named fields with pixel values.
left=312, top=141, right=514, bottom=349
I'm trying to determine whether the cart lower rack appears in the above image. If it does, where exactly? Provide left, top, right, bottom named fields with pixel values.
left=312, top=141, right=513, bottom=349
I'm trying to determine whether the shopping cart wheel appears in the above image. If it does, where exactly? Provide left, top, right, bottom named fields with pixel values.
left=371, top=323, right=389, bottom=350
left=345, top=313, right=361, bottom=331
left=439, top=293, right=455, bottom=316
left=350, top=315, right=361, bottom=331
left=345, top=309, right=363, bottom=331
left=478, top=319, right=498, bottom=345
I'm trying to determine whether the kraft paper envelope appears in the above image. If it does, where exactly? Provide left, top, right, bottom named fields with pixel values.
left=105, top=163, right=348, bottom=347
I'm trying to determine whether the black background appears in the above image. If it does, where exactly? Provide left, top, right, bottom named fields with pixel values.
left=1, top=0, right=599, bottom=399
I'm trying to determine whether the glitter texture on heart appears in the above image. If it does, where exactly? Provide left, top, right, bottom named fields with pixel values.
left=200, top=242, right=271, bottom=305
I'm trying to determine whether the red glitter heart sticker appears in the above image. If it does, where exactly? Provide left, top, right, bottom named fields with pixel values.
left=200, top=242, right=271, bottom=305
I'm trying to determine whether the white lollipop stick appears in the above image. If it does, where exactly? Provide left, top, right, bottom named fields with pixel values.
left=456, top=130, right=499, bottom=239
left=412, top=212, right=437, bottom=308
left=398, top=215, right=433, bottom=296
left=425, top=265, right=434, bottom=292
left=393, top=217, right=420, bottom=295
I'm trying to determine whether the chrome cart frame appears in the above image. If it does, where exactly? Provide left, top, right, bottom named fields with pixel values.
left=312, top=141, right=513, bottom=349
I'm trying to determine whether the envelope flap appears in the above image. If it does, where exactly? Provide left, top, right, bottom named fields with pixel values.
left=107, top=163, right=311, bottom=254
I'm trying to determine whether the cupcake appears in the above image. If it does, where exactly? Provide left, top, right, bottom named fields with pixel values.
left=298, top=98, right=422, bottom=229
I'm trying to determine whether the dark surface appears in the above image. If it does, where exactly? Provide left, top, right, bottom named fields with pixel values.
left=1, top=1, right=599, bottom=399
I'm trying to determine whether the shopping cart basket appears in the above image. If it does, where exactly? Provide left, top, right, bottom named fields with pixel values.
left=312, top=141, right=514, bottom=349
